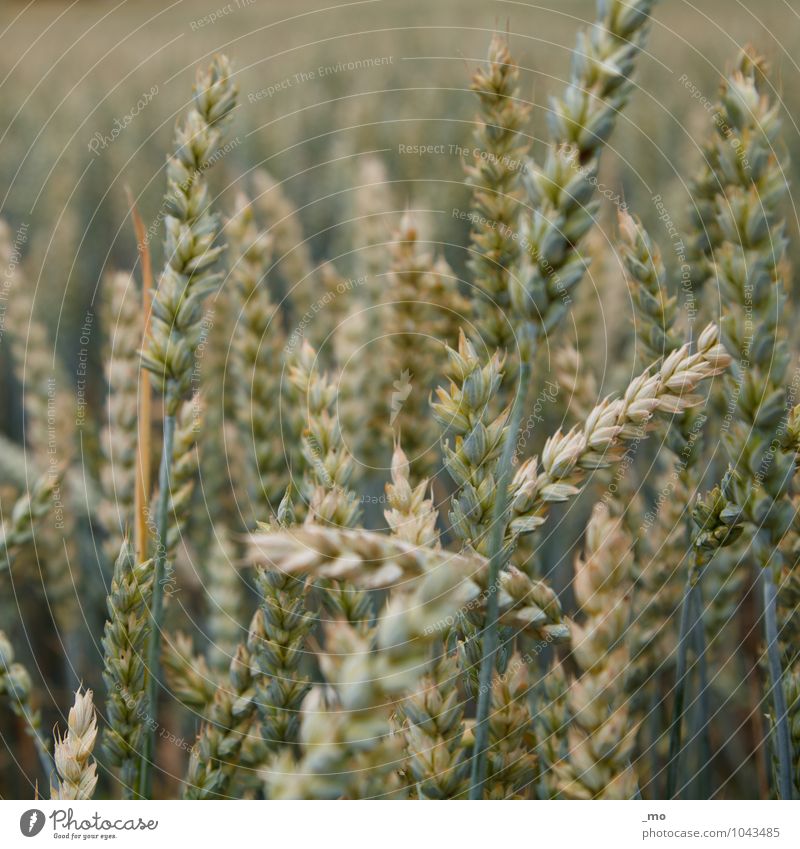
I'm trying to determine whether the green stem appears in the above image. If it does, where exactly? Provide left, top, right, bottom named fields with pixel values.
left=690, top=584, right=711, bottom=798
left=762, top=566, right=793, bottom=800
left=139, top=413, right=176, bottom=799
left=468, top=356, right=532, bottom=800
left=666, top=563, right=699, bottom=799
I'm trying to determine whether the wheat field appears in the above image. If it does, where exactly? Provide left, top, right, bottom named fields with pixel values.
left=0, top=0, right=799, bottom=802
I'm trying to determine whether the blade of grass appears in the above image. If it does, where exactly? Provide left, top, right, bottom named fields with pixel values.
left=138, top=413, right=175, bottom=799
left=126, top=189, right=153, bottom=566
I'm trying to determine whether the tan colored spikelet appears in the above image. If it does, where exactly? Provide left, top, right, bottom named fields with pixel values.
left=554, top=505, right=640, bottom=799
left=403, top=651, right=469, bottom=799
left=287, top=339, right=360, bottom=527
left=384, top=441, right=439, bottom=547
left=553, top=342, right=597, bottom=423
left=508, top=325, right=731, bottom=538
left=485, top=655, right=537, bottom=798
left=384, top=211, right=469, bottom=476
left=99, top=271, right=142, bottom=562
left=248, top=524, right=569, bottom=644
left=51, top=689, right=98, bottom=800
left=264, top=566, right=480, bottom=799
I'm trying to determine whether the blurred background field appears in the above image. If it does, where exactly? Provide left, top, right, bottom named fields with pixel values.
left=2, top=0, right=800, bottom=417
left=2, top=0, right=800, bottom=799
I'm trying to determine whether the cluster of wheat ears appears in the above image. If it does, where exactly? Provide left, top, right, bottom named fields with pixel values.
left=0, top=0, right=798, bottom=800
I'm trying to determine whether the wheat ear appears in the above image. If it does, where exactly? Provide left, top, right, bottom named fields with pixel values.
left=101, top=540, right=154, bottom=797
left=554, top=504, right=640, bottom=799
left=51, top=689, right=98, bottom=800
left=139, top=54, right=237, bottom=798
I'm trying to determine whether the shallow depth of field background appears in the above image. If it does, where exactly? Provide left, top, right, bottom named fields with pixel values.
left=1, top=0, right=799, bottom=798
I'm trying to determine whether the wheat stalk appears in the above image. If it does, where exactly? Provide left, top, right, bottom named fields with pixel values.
left=508, top=324, right=731, bottom=538
left=287, top=340, right=361, bottom=527
left=250, top=568, right=315, bottom=754
left=139, top=54, right=238, bottom=798
left=265, top=566, right=480, bottom=799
